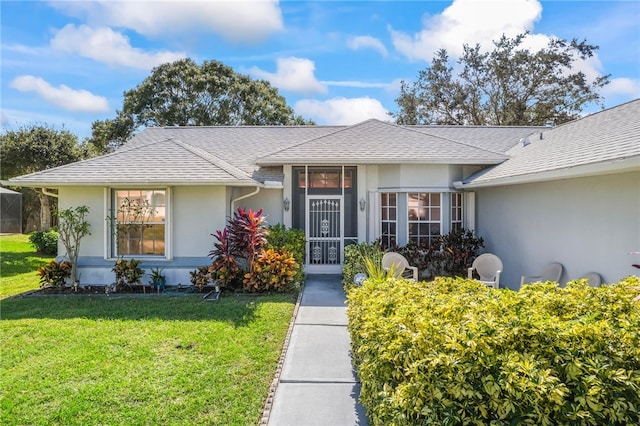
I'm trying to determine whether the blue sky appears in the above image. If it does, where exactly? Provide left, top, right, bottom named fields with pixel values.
left=1, top=0, right=639, bottom=140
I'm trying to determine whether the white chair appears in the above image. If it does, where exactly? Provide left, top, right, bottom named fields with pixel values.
left=382, top=252, right=418, bottom=281
left=520, top=263, right=563, bottom=286
left=580, top=272, right=602, bottom=287
left=468, top=253, right=503, bottom=288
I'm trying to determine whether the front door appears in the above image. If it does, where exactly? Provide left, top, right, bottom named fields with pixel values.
left=306, top=195, right=343, bottom=272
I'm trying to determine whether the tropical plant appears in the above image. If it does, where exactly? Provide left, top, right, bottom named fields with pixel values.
left=112, top=258, right=144, bottom=291
left=242, top=248, right=299, bottom=292
left=209, top=207, right=269, bottom=289
left=342, top=241, right=384, bottom=287
left=148, top=266, right=166, bottom=291
left=56, top=206, right=91, bottom=284
left=265, top=223, right=306, bottom=284
left=37, top=260, right=72, bottom=288
left=208, top=228, right=242, bottom=288
left=427, top=228, right=484, bottom=278
left=189, top=266, right=211, bottom=292
left=29, top=230, right=59, bottom=256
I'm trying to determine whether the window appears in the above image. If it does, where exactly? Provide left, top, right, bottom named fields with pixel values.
left=451, top=192, right=463, bottom=232
left=408, top=192, right=441, bottom=247
left=112, top=189, right=166, bottom=256
left=380, top=193, right=397, bottom=248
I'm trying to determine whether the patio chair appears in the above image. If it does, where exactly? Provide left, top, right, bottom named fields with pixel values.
left=468, top=253, right=503, bottom=288
left=382, top=252, right=418, bottom=281
left=520, top=263, right=563, bottom=286
left=580, top=272, right=602, bottom=287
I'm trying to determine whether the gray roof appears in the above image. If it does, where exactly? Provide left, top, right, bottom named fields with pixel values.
left=462, top=99, right=640, bottom=187
left=7, top=102, right=637, bottom=188
left=257, top=119, right=519, bottom=165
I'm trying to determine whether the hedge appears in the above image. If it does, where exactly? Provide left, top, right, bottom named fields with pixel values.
left=347, top=276, right=640, bottom=425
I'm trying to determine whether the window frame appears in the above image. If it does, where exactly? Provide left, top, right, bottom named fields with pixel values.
left=407, top=192, right=442, bottom=248
left=108, top=188, right=169, bottom=259
left=451, top=192, right=464, bottom=232
left=380, top=192, right=398, bottom=248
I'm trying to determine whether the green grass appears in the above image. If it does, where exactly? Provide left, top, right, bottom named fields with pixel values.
left=1, top=294, right=296, bottom=425
left=0, top=234, right=298, bottom=425
left=0, top=234, right=54, bottom=299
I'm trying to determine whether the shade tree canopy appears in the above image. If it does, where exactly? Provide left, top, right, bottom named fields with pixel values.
left=392, top=32, right=610, bottom=126
left=87, top=58, right=312, bottom=154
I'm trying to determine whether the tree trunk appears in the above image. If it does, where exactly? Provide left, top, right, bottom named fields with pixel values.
left=38, top=191, right=52, bottom=230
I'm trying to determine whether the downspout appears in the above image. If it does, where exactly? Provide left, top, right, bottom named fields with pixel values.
left=41, top=188, right=59, bottom=198
left=230, top=187, right=260, bottom=217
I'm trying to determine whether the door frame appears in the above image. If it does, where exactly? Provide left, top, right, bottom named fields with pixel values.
left=305, top=194, right=344, bottom=274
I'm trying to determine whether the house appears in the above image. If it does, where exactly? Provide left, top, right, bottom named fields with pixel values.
left=6, top=99, right=639, bottom=288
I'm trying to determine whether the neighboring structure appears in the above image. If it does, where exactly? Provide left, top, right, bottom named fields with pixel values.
left=6, top=99, right=640, bottom=288
left=0, top=187, right=22, bottom=234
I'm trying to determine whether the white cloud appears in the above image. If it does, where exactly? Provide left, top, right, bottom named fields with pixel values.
left=50, top=24, right=186, bottom=70
left=51, top=0, right=283, bottom=44
left=250, top=57, right=327, bottom=95
left=390, top=0, right=542, bottom=61
left=603, top=77, right=640, bottom=98
left=294, top=97, right=390, bottom=125
left=9, top=75, right=110, bottom=113
left=347, top=35, right=388, bottom=57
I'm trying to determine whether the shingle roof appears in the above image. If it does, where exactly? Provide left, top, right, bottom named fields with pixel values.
left=462, top=99, right=640, bottom=186
left=8, top=102, right=636, bottom=188
left=257, top=119, right=538, bottom=165
left=8, top=138, right=258, bottom=186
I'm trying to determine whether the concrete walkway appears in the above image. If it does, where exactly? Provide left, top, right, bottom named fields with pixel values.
left=265, top=275, right=369, bottom=426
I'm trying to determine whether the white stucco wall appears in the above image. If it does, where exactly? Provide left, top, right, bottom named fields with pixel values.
left=474, top=171, right=640, bottom=288
left=241, top=187, right=284, bottom=227
left=376, top=164, right=455, bottom=189
left=58, top=187, right=107, bottom=258
left=172, top=186, right=227, bottom=257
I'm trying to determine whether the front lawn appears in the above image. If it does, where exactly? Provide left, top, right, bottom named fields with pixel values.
left=1, top=293, right=296, bottom=425
left=0, top=233, right=54, bottom=299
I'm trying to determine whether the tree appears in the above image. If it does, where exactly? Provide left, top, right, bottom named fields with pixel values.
left=0, top=125, right=86, bottom=230
left=56, top=205, right=91, bottom=284
left=392, top=32, right=610, bottom=126
left=87, top=58, right=312, bottom=153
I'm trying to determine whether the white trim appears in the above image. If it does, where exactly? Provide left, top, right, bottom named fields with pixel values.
left=456, top=157, right=640, bottom=189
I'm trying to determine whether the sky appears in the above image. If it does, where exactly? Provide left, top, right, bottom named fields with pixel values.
left=1, top=0, right=639, bottom=140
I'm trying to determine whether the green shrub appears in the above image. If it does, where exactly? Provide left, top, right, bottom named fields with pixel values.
left=112, top=258, right=144, bottom=291
left=427, top=228, right=484, bottom=278
left=347, top=276, right=640, bottom=425
left=190, top=266, right=211, bottom=291
left=29, top=230, right=59, bottom=256
left=37, top=260, right=71, bottom=287
left=265, top=224, right=305, bottom=284
left=242, top=248, right=299, bottom=292
left=342, top=241, right=383, bottom=287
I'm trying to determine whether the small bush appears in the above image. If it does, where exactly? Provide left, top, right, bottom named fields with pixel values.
left=29, top=230, right=58, bottom=256
left=243, top=248, right=299, bottom=292
left=112, top=258, right=144, bottom=291
left=266, top=224, right=306, bottom=284
left=427, top=228, right=484, bottom=278
left=190, top=266, right=211, bottom=291
left=37, top=260, right=71, bottom=287
left=342, top=241, right=383, bottom=287
left=347, top=276, right=640, bottom=425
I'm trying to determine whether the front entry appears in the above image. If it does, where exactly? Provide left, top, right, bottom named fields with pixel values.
left=307, top=196, right=343, bottom=270
left=292, top=166, right=358, bottom=274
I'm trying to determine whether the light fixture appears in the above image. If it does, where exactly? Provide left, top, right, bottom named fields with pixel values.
left=359, top=197, right=366, bottom=211
left=353, top=272, right=367, bottom=286
left=283, top=197, right=290, bottom=211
